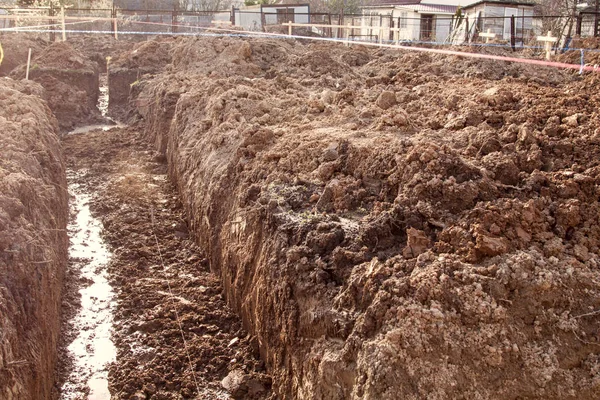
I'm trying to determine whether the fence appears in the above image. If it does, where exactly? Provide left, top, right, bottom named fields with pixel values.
left=0, top=5, right=230, bottom=38
left=1, top=6, right=599, bottom=53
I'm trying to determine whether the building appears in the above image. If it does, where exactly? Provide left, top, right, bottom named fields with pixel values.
left=459, top=0, right=535, bottom=42
left=362, top=0, right=464, bottom=43
left=233, top=3, right=309, bottom=31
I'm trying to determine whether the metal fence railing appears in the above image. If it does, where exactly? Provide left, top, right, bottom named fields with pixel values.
left=1, top=6, right=598, bottom=53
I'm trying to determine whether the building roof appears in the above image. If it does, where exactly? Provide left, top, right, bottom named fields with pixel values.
left=369, top=0, right=421, bottom=6
left=462, top=0, right=535, bottom=9
left=403, top=3, right=458, bottom=13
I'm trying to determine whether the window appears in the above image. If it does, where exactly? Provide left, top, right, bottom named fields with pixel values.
left=277, top=8, right=295, bottom=24
left=503, top=7, right=517, bottom=39
left=399, top=11, right=407, bottom=29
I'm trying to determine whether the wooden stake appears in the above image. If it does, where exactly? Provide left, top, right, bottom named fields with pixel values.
left=25, top=48, right=31, bottom=80
left=60, top=6, right=66, bottom=41
left=346, top=22, right=351, bottom=46
left=113, top=18, right=118, bottom=40
left=288, top=21, right=292, bottom=36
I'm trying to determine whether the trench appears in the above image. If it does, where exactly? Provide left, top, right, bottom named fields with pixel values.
left=57, top=74, right=117, bottom=400
left=54, top=72, right=269, bottom=399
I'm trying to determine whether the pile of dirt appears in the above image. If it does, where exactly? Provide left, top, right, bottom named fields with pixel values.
left=558, top=37, right=600, bottom=67
left=107, top=38, right=174, bottom=120
left=10, top=41, right=102, bottom=131
left=0, top=35, right=49, bottom=77
left=68, top=34, right=139, bottom=71
left=0, top=78, right=68, bottom=400
left=131, top=36, right=600, bottom=399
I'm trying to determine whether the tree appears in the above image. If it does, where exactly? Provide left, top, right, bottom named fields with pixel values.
left=534, top=0, right=580, bottom=40
left=179, top=0, right=233, bottom=11
left=326, top=0, right=363, bottom=14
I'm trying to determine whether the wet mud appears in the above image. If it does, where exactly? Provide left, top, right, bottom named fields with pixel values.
left=57, top=127, right=270, bottom=400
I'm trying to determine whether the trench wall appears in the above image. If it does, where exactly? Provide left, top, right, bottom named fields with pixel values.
left=0, top=78, right=68, bottom=400
left=136, top=38, right=600, bottom=400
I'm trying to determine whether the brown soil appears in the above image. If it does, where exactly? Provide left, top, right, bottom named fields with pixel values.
left=60, top=127, right=271, bottom=399
left=134, top=37, right=600, bottom=399
left=68, top=35, right=139, bottom=71
left=0, top=78, right=68, bottom=399
left=107, top=39, right=174, bottom=121
left=0, top=35, right=49, bottom=77
left=10, top=42, right=103, bottom=131
left=558, top=36, right=600, bottom=67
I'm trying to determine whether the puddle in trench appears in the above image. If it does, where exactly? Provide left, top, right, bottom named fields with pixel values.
left=60, top=72, right=121, bottom=400
left=68, top=73, right=125, bottom=135
left=60, top=178, right=116, bottom=400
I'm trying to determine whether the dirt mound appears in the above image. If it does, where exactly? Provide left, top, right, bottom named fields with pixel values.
left=107, top=38, right=174, bottom=121
left=68, top=34, right=139, bottom=71
left=0, top=78, right=68, bottom=400
left=10, top=41, right=102, bottom=131
left=135, top=37, right=600, bottom=399
left=110, top=38, right=173, bottom=70
left=0, top=35, right=49, bottom=77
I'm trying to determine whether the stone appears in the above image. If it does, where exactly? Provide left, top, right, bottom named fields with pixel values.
left=376, top=90, right=396, bottom=110
left=476, top=234, right=509, bottom=257
left=562, top=114, right=579, bottom=127
left=402, top=228, right=431, bottom=258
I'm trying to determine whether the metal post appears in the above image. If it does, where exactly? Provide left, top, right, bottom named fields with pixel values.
left=172, top=5, right=177, bottom=34
left=49, top=6, right=55, bottom=42
left=510, top=15, right=515, bottom=50
left=576, top=15, right=582, bottom=36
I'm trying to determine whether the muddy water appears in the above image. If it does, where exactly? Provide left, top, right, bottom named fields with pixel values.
left=68, top=74, right=124, bottom=136
left=59, top=74, right=117, bottom=400
left=60, top=178, right=116, bottom=400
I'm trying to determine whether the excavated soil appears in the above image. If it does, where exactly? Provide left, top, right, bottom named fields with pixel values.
left=59, top=127, right=271, bottom=399
left=2, top=32, right=600, bottom=400
left=130, top=37, right=600, bottom=399
left=9, top=42, right=103, bottom=131
left=0, top=35, right=49, bottom=77
left=0, top=78, right=68, bottom=399
left=107, top=39, right=174, bottom=121
left=559, top=36, right=600, bottom=66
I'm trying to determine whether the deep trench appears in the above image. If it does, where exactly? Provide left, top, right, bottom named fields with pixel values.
left=54, top=73, right=266, bottom=400
left=57, top=74, right=118, bottom=400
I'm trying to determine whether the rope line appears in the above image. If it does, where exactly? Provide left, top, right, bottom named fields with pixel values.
left=2, top=17, right=600, bottom=73
left=0, top=19, right=96, bottom=31
left=149, top=207, right=202, bottom=396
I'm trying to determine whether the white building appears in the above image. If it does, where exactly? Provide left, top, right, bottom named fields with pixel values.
left=233, top=3, right=310, bottom=31
left=362, top=0, right=459, bottom=43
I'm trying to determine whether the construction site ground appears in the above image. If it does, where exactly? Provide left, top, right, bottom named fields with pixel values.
left=0, top=32, right=599, bottom=400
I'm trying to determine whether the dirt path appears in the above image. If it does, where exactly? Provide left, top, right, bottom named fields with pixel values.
left=56, top=127, right=271, bottom=399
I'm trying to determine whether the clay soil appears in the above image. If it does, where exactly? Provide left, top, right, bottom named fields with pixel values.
left=0, top=77, right=68, bottom=400
left=3, top=32, right=600, bottom=400
left=133, top=37, right=600, bottom=399
left=58, top=127, right=271, bottom=400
